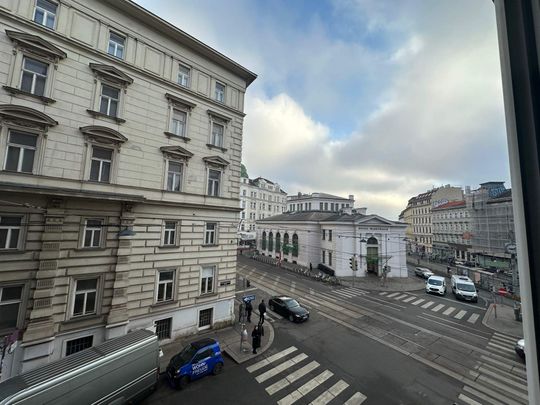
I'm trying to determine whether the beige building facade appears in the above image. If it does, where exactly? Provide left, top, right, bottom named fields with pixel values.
left=0, top=0, right=255, bottom=379
left=239, top=176, right=286, bottom=232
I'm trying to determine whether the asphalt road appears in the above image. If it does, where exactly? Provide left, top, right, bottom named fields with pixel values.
left=142, top=257, right=528, bottom=405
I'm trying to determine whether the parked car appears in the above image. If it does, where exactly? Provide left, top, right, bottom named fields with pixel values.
left=268, top=296, right=310, bottom=322
left=425, top=275, right=446, bottom=296
left=166, top=338, right=224, bottom=389
left=451, top=275, right=478, bottom=302
left=515, top=338, right=525, bottom=360
left=414, top=267, right=434, bottom=279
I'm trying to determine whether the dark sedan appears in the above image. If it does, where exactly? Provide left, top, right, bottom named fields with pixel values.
left=268, top=296, right=309, bottom=322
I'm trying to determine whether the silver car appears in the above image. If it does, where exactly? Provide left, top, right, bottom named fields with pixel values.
left=414, top=267, right=434, bottom=279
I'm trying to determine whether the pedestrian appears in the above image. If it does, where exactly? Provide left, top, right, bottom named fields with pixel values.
left=258, top=299, right=266, bottom=324
left=309, top=262, right=313, bottom=272
left=258, top=321, right=265, bottom=337
left=447, top=266, right=450, bottom=276
left=245, top=300, right=253, bottom=323
left=251, top=325, right=260, bottom=354
left=239, top=301, right=245, bottom=323
left=240, top=324, right=248, bottom=352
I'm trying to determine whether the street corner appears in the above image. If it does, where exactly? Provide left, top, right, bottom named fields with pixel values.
left=222, top=318, right=276, bottom=364
left=481, top=303, right=524, bottom=338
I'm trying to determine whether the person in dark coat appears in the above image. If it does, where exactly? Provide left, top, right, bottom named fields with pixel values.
left=258, top=321, right=265, bottom=337
left=258, top=299, right=266, bottom=324
left=245, top=301, right=253, bottom=323
left=251, top=325, right=261, bottom=354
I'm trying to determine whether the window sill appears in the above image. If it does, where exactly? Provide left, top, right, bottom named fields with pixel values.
left=206, top=144, right=227, bottom=153
left=3, top=86, right=56, bottom=104
left=158, top=245, right=179, bottom=249
left=151, top=300, right=178, bottom=308
left=0, top=248, right=25, bottom=254
left=197, top=292, right=217, bottom=299
left=75, top=247, right=107, bottom=251
left=164, top=132, right=191, bottom=142
left=87, top=109, right=126, bottom=124
left=201, top=244, right=219, bottom=248
left=86, top=179, right=112, bottom=185
left=63, top=314, right=102, bottom=325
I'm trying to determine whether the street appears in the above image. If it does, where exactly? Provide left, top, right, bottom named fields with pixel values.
left=143, top=256, right=527, bottom=404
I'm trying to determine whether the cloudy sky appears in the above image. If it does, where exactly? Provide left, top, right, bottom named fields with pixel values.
left=138, top=0, right=509, bottom=219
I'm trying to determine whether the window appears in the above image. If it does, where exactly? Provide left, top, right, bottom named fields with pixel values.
left=65, top=336, right=93, bottom=356
left=167, top=161, right=183, bottom=192
left=171, top=109, right=187, bottom=137
left=82, top=219, right=103, bottom=248
left=329, top=252, right=332, bottom=266
left=215, top=82, right=225, bottom=103
left=108, top=32, right=125, bottom=59
left=0, top=285, right=23, bottom=331
left=72, top=278, right=98, bottom=317
left=211, top=122, right=224, bottom=148
left=0, top=216, right=22, bottom=250
left=204, top=223, right=217, bottom=245
left=324, top=203, right=328, bottom=211
left=207, top=169, right=221, bottom=197
left=21, top=57, right=48, bottom=96
left=90, top=147, right=112, bottom=182
left=178, top=65, right=190, bottom=87
left=322, top=230, right=326, bottom=240
left=4, top=131, right=38, bottom=174
left=322, top=250, right=326, bottom=264
left=99, top=84, right=120, bottom=117
left=320, top=202, right=323, bottom=211
left=200, top=267, right=215, bottom=295
left=155, top=318, right=172, bottom=340
left=329, top=230, right=333, bottom=241
left=33, top=0, right=57, bottom=29
left=199, top=308, right=213, bottom=329
left=156, top=269, right=175, bottom=302
left=163, top=221, right=177, bottom=246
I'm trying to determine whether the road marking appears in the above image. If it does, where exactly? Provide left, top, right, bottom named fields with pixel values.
left=386, top=292, right=399, bottom=298
left=343, top=392, right=367, bottom=405
left=443, top=306, right=455, bottom=316
left=379, top=292, right=388, bottom=295
left=421, top=301, right=434, bottom=309
left=255, top=353, right=308, bottom=383
left=273, top=276, right=281, bottom=287
left=487, top=341, right=516, bottom=354
left=333, top=290, right=359, bottom=298
left=418, top=314, right=490, bottom=340
left=476, top=374, right=529, bottom=401
left=467, top=313, right=480, bottom=324
left=291, top=282, right=296, bottom=293
left=479, top=355, right=526, bottom=374
left=454, top=310, right=467, bottom=319
left=411, top=299, right=425, bottom=305
left=266, top=360, right=320, bottom=395
left=402, top=296, right=416, bottom=303
left=277, top=370, right=333, bottom=405
left=247, top=346, right=298, bottom=373
left=309, top=288, right=315, bottom=295
left=494, top=332, right=520, bottom=344
left=491, top=334, right=516, bottom=346
left=309, top=379, right=349, bottom=405
left=394, top=294, right=409, bottom=300
left=431, top=304, right=445, bottom=312
left=458, top=393, right=482, bottom=405
left=475, top=366, right=528, bottom=391
left=463, top=385, right=506, bottom=405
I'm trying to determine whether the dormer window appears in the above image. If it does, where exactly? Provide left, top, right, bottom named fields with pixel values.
left=33, top=0, right=57, bottom=29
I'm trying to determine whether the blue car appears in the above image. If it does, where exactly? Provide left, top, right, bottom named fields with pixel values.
left=166, top=338, right=224, bottom=389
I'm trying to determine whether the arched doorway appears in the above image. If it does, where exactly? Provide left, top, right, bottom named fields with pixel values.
left=261, top=231, right=267, bottom=250
left=292, top=234, right=298, bottom=257
left=268, top=232, right=274, bottom=252
left=366, top=236, right=379, bottom=274
left=275, top=232, right=281, bottom=253
left=283, top=233, right=290, bottom=255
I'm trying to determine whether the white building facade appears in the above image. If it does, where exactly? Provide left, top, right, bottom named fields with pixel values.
left=239, top=176, right=286, bottom=232
left=432, top=200, right=472, bottom=261
left=287, top=192, right=355, bottom=213
left=256, top=209, right=407, bottom=278
left=0, top=0, right=255, bottom=379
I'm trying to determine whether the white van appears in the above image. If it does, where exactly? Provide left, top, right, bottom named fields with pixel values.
left=425, top=275, right=446, bottom=295
left=451, top=275, right=478, bottom=302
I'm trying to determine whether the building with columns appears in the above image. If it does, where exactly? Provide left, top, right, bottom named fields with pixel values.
left=239, top=175, right=286, bottom=232
left=0, top=0, right=255, bottom=379
left=287, top=192, right=355, bottom=213
left=256, top=208, right=407, bottom=278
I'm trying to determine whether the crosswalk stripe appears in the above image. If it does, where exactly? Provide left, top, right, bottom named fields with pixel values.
left=402, top=296, right=416, bottom=303
left=421, top=301, right=434, bottom=309
left=343, top=392, right=367, bottom=405
left=412, top=299, right=425, bottom=305
left=431, top=304, right=445, bottom=312
left=276, top=369, right=332, bottom=405
left=495, top=332, right=519, bottom=343
left=255, top=353, right=308, bottom=383
left=394, top=294, right=409, bottom=300
left=266, top=361, right=320, bottom=395
left=291, top=282, right=296, bottom=293
left=487, top=341, right=516, bottom=354
left=309, top=288, right=315, bottom=295
left=477, top=362, right=527, bottom=384
left=475, top=366, right=528, bottom=391
left=443, top=306, right=456, bottom=316
left=491, top=334, right=517, bottom=346
left=479, top=355, right=527, bottom=375
left=379, top=292, right=388, bottom=295
left=458, top=393, right=482, bottom=405
left=476, top=374, right=529, bottom=401
left=386, top=292, right=399, bottom=298
left=346, top=287, right=368, bottom=294
left=463, top=385, right=506, bottom=405
left=247, top=346, right=298, bottom=373
left=310, top=379, right=349, bottom=405
left=333, top=290, right=358, bottom=298
left=454, top=310, right=467, bottom=319
left=467, top=313, right=480, bottom=324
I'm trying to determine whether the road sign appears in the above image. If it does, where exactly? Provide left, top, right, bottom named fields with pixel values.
left=242, top=294, right=255, bottom=303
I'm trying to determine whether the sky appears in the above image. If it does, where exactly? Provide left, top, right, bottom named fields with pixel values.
left=137, top=0, right=510, bottom=220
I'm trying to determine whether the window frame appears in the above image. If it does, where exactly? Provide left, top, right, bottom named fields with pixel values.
left=0, top=283, right=26, bottom=333
left=210, top=121, right=224, bottom=148
left=170, top=108, right=188, bottom=138
left=162, top=220, right=178, bottom=247
left=198, top=307, right=214, bottom=330
left=155, top=268, right=176, bottom=303
left=3, top=130, right=39, bottom=174
left=204, top=222, right=218, bottom=246
left=207, top=168, right=222, bottom=197
left=214, top=81, right=225, bottom=103
left=107, top=31, right=126, bottom=59
left=20, top=56, right=48, bottom=97
left=89, top=145, right=113, bottom=183
left=81, top=218, right=105, bottom=249
left=0, top=215, right=24, bottom=251
left=64, top=335, right=94, bottom=357
left=177, top=64, right=191, bottom=88
left=98, top=83, right=121, bottom=118
left=69, top=276, right=101, bottom=319
left=165, top=159, right=184, bottom=192
left=33, top=0, right=58, bottom=30
left=200, top=266, right=216, bottom=296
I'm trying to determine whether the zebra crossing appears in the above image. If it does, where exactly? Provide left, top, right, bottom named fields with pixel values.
left=378, top=291, right=482, bottom=324
left=324, top=287, right=370, bottom=300
left=457, top=332, right=528, bottom=405
left=246, top=346, right=367, bottom=405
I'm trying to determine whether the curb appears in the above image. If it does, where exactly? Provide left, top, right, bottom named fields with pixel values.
left=223, top=318, right=275, bottom=364
left=481, top=303, right=522, bottom=339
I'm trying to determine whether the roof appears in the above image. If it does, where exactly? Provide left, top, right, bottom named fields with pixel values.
left=487, top=189, right=512, bottom=203
left=288, top=192, right=352, bottom=201
left=257, top=210, right=405, bottom=226
left=432, top=200, right=466, bottom=210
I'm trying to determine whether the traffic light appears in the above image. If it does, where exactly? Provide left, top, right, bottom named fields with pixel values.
left=349, top=256, right=354, bottom=270
left=354, top=258, right=358, bottom=271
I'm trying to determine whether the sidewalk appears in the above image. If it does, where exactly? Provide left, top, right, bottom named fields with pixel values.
left=482, top=302, right=524, bottom=338
left=159, top=302, right=274, bottom=372
left=340, top=275, right=426, bottom=292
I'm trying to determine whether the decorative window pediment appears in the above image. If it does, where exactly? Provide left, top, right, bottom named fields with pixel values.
left=79, top=125, right=128, bottom=146
left=203, top=155, right=230, bottom=167
left=160, top=145, right=193, bottom=161
left=165, top=93, right=196, bottom=110
left=6, top=30, right=66, bottom=61
left=207, top=109, right=231, bottom=123
left=89, top=63, right=133, bottom=86
left=0, top=104, right=57, bottom=130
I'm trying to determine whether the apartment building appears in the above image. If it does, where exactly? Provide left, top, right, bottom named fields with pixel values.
left=432, top=200, right=472, bottom=261
left=239, top=175, right=286, bottom=232
left=0, top=0, right=255, bottom=379
left=287, top=192, right=355, bottom=213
